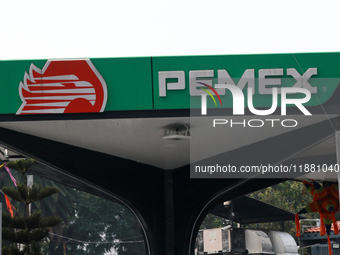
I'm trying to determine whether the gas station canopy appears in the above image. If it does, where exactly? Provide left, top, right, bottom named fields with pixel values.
left=0, top=52, right=340, bottom=255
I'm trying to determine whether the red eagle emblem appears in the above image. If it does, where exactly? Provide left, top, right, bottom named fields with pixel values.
left=17, top=59, right=108, bottom=115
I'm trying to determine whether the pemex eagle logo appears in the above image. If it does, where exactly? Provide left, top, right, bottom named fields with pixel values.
left=16, top=59, right=108, bottom=115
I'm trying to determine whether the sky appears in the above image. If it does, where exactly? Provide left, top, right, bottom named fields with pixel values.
left=1, top=0, right=340, bottom=60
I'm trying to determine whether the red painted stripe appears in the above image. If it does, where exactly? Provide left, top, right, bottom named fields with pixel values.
left=22, top=106, right=67, bottom=111
left=26, top=80, right=78, bottom=85
left=20, top=112, right=57, bottom=115
left=27, top=86, right=90, bottom=91
left=22, top=90, right=95, bottom=98
left=25, top=99, right=73, bottom=104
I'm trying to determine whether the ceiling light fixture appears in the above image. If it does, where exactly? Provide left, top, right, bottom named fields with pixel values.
left=163, top=124, right=191, bottom=140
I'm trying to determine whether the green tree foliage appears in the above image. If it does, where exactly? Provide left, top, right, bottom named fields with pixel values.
left=0, top=163, right=76, bottom=254
left=247, top=180, right=319, bottom=236
left=1, top=159, right=63, bottom=255
left=200, top=214, right=229, bottom=230
left=0, top=159, right=148, bottom=255
left=199, top=180, right=321, bottom=238
left=64, top=191, right=146, bottom=255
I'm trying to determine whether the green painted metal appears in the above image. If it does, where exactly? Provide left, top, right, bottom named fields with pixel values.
left=91, top=57, right=153, bottom=111
left=0, top=57, right=153, bottom=114
left=0, top=52, right=339, bottom=114
left=152, top=52, right=340, bottom=110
